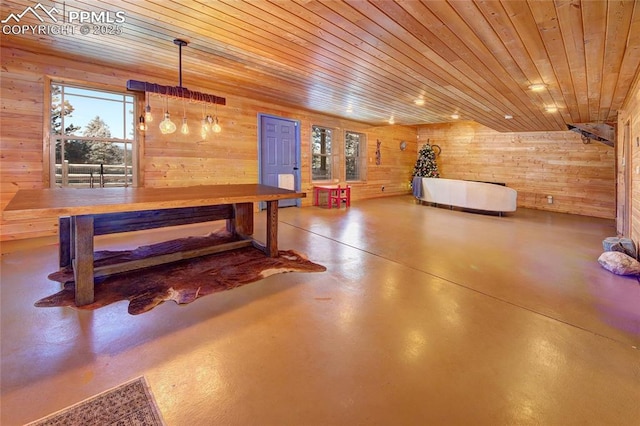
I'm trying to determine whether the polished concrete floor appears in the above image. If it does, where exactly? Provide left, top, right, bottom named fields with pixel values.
left=1, top=195, right=639, bottom=425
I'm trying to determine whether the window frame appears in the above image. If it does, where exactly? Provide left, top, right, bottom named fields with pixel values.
left=311, top=124, right=335, bottom=183
left=46, top=79, right=139, bottom=188
left=344, top=130, right=366, bottom=182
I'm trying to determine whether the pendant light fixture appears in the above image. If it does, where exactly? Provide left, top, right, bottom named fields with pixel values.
left=144, top=89, right=153, bottom=123
left=180, top=98, right=189, bottom=135
left=159, top=90, right=176, bottom=134
left=127, top=38, right=226, bottom=137
left=212, top=116, right=221, bottom=133
left=212, top=104, right=222, bottom=133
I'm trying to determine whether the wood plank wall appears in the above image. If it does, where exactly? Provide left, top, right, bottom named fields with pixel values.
left=617, top=75, right=640, bottom=244
left=0, top=47, right=416, bottom=242
left=417, top=122, right=615, bottom=219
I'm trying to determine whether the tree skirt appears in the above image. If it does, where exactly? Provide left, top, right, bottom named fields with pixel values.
left=36, top=231, right=326, bottom=315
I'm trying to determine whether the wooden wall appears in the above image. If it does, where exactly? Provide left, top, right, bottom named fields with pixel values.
left=417, top=122, right=616, bottom=219
left=617, top=75, right=640, bottom=243
left=0, top=47, right=417, bottom=242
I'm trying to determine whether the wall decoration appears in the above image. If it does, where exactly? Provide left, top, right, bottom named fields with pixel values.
left=376, top=139, right=382, bottom=165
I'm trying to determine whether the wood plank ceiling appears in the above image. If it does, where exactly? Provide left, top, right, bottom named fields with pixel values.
left=2, top=0, right=639, bottom=132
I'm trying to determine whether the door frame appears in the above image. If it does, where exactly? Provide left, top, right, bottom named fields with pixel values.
left=623, top=120, right=632, bottom=236
left=257, top=113, right=302, bottom=209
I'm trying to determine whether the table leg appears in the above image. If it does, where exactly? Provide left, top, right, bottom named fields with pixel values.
left=265, top=200, right=278, bottom=257
left=228, top=202, right=254, bottom=237
left=73, top=215, right=95, bottom=306
left=59, top=216, right=71, bottom=268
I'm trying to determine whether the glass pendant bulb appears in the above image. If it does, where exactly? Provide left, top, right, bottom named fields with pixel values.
left=159, top=111, right=176, bottom=134
left=138, top=115, right=146, bottom=131
left=212, top=116, right=222, bottom=133
left=202, top=116, right=211, bottom=133
left=145, top=104, right=153, bottom=122
left=180, top=117, right=189, bottom=135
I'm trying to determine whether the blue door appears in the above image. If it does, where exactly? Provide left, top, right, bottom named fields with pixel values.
left=259, top=115, right=300, bottom=208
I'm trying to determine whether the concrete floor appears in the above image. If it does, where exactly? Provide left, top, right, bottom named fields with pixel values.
left=1, top=195, right=639, bottom=425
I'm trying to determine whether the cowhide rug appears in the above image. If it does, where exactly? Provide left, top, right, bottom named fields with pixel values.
left=36, top=231, right=326, bottom=315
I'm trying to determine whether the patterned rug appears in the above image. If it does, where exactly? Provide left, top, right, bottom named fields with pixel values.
left=35, top=231, right=326, bottom=315
left=26, top=377, right=165, bottom=425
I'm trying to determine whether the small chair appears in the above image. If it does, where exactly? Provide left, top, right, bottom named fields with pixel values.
left=329, top=185, right=350, bottom=209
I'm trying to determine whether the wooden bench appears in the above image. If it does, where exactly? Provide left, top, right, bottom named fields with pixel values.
left=58, top=204, right=253, bottom=276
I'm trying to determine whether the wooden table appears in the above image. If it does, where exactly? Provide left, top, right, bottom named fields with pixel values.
left=3, top=184, right=305, bottom=306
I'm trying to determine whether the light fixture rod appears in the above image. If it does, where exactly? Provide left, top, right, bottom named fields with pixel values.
left=126, top=38, right=226, bottom=106
left=174, top=38, right=188, bottom=88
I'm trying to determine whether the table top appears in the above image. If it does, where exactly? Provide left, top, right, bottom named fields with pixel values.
left=3, top=184, right=305, bottom=220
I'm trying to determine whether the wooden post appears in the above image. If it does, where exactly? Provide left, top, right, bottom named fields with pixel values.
left=229, top=202, right=254, bottom=237
left=73, top=215, right=95, bottom=306
left=62, top=160, right=69, bottom=186
left=266, top=200, right=278, bottom=257
left=59, top=216, right=71, bottom=268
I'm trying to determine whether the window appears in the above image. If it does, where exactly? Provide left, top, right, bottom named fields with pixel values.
left=345, top=130, right=366, bottom=181
left=51, top=83, right=136, bottom=188
left=312, top=125, right=333, bottom=181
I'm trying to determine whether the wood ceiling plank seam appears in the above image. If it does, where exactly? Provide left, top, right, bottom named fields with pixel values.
left=282, top=0, right=496, bottom=115
left=527, top=0, right=582, bottom=124
left=153, top=0, right=452, bottom=122
left=581, top=0, right=607, bottom=123
left=212, top=0, right=444, bottom=112
left=445, top=0, right=552, bottom=131
left=555, top=0, right=591, bottom=123
left=72, top=0, right=536, bottom=127
left=319, top=0, right=531, bottom=129
left=495, top=0, right=566, bottom=130
left=598, top=0, right=635, bottom=122
left=393, top=0, right=548, bottom=131
left=419, top=0, right=550, bottom=129
left=284, top=3, right=510, bottom=125
left=341, top=0, right=523, bottom=122
left=605, top=0, right=640, bottom=119
left=380, top=2, right=536, bottom=131
left=114, top=0, right=400, bottom=115
left=475, top=0, right=564, bottom=130
left=254, top=1, right=504, bottom=125
left=282, top=3, right=488, bottom=120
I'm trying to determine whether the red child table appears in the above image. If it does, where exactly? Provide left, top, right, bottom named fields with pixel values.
left=313, top=185, right=350, bottom=209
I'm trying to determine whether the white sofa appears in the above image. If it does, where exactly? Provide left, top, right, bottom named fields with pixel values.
left=413, top=177, right=517, bottom=213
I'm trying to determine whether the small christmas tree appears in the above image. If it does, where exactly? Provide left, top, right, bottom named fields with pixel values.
left=412, top=143, right=440, bottom=178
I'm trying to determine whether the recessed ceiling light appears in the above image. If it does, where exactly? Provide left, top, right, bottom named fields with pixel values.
left=388, top=117, right=395, bottom=125
left=544, top=106, right=558, bottom=113
left=414, top=99, right=425, bottom=106
left=528, top=83, right=547, bottom=91
left=504, top=114, right=513, bottom=119
left=346, top=107, right=353, bottom=113
left=451, top=114, right=460, bottom=119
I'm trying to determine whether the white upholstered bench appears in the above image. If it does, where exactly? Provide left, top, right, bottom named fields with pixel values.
left=413, top=177, right=517, bottom=214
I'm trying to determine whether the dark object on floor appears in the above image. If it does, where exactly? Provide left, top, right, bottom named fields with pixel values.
left=36, top=232, right=326, bottom=315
